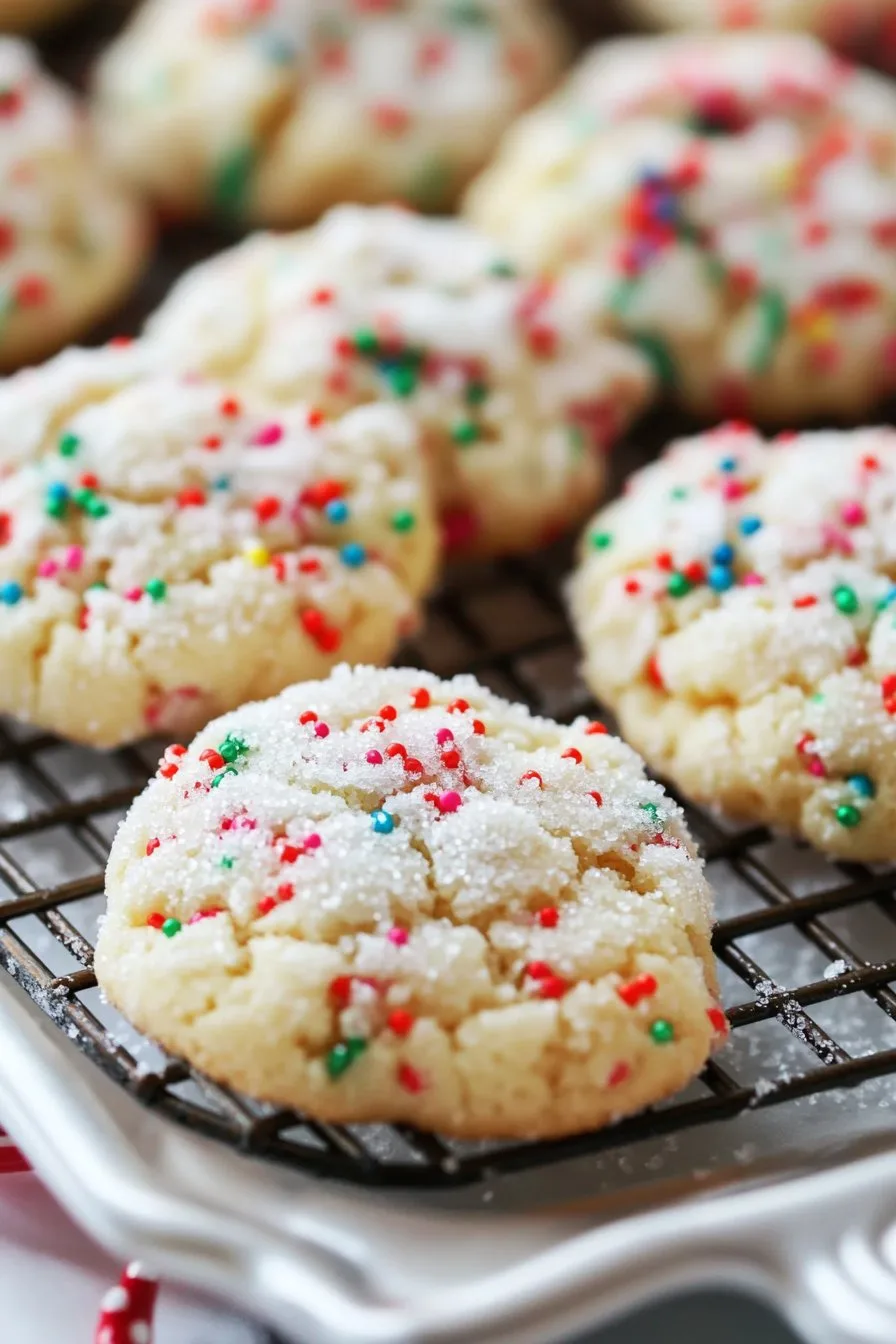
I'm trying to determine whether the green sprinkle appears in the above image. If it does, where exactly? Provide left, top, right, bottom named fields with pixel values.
left=451, top=419, right=480, bottom=446
left=670, top=486, right=689, bottom=501
left=219, top=734, right=248, bottom=764
left=58, top=432, right=80, bottom=458
left=211, top=141, right=256, bottom=216
left=220, top=856, right=235, bottom=869
left=832, top=584, right=860, bottom=615
left=748, top=290, right=788, bottom=375
left=407, top=153, right=454, bottom=210
left=391, top=510, right=416, bottom=533
left=211, top=765, right=239, bottom=788
left=353, top=327, right=379, bottom=356
left=667, top=572, right=692, bottom=598
left=608, top=277, right=638, bottom=317
left=386, top=363, right=418, bottom=398
left=632, top=332, right=678, bottom=389
left=488, top=259, right=517, bottom=279
left=835, top=804, right=862, bottom=829
left=85, top=498, right=109, bottom=520
left=325, top=1038, right=368, bottom=1080
left=88, top=580, right=107, bottom=592
left=145, top=578, right=167, bottom=602
left=161, top=917, right=182, bottom=939
left=590, top=530, right=613, bottom=551
left=465, top=380, right=488, bottom=407
left=640, top=801, right=664, bottom=829
left=649, top=1019, right=675, bottom=1045
left=567, top=424, right=586, bottom=456
left=448, top=1, right=488, bottom=25
left=45, top=496, right=67, bottom=520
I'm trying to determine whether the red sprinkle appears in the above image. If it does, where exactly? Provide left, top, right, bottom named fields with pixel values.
left=561, top=747, right=583, bottom=764
left=388, top=1009, right=415, bottom=1037
left=397, top=1062, right=425, bottom=1093
left=145, top=838, right=160, bottom=856
left=707, top=1006, right=729, bottom=1036
left=590, top=791, right=603, bottom=807
left=379, top=704, right=398, bottom=721
left=254, top=495, right=280, bottom=522
left=537, top=906, right=559, bottom=928
left=608, top=1062, right=631, bottom=1088
left=537, top=975, right=568, bottom=1000
left=585, top=721, right=608, bottom=735
left=441, top=749, right=461, bottom=769
left=617, top=973, right=658, bottom=1007
left=518, top=770, right=543, bottom=788
left=436, top=790, right=462, bottom=813
left=329, top=976, right=354, bottom=1008
left=410, top=687, right=431, bottom=709
left=200, top=749, right=225, bottom=771
left=147, top=913, right=165, bottom=929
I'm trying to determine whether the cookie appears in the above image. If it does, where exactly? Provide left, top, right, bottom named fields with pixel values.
left=466, top=32, right=896, bottom=423
left=146, top=205, right=654, bottom=556
left=92, top=0, right=567, bottom=225
left=570, top=422, right=896, bottom=860
left=0, top=0, right=84, bottom=31
left=0, top=39, right=148, bottom=372
left=95, top=664, right=723, bottom=1140
left=0, top=346, right=437, bottom=748
left=621, top=1, right=896, bottom=54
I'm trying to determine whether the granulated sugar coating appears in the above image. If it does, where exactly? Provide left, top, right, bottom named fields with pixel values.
left=0, top=346, right=437, bottom=749
left=96, top=665, right=724, bottom=1140
left=570, top=422, right=896, bottom=860
left=466, top=32, right=896, bottom=423
left=146, top=205, right=654, bottom=557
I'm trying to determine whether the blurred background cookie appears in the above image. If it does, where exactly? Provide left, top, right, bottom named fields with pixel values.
left=467, top=31, right=896, bottom=424
left=92, top=0, right=568, bottom=225
left=0, top=36, right=149, bottom=371
left=0, top=0, right=85, bottom=34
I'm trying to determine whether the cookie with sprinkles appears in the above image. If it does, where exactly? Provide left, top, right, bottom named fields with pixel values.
left=0, top=39, right=149, bottom=373
left=92, top=0, right=567, bottom=225
left=0, top=0, right=85, bottom=29
left=95, top=664, right=723, bottom=1139
left=467, top=32, right=896, bottom=423
left=145, top=205, right=654, bottom=556
left=0, top=345, right=437, bottom=748
left=570, top=422, right=896, bottom=859
left=621, top=1, right=896, bottom=59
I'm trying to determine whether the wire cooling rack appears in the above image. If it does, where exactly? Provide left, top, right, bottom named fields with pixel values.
left=0, top=537, right=895, bottom=1190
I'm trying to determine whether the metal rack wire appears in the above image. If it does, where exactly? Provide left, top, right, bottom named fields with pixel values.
left=1, top=540, right=894, bottom=1189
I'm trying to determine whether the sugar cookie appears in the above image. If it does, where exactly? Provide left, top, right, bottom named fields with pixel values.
left=621, top=1, right=896, bottom=53
left=0, top=346, right=436, bottom=748
left=0, top=38, right=148, bottom=371
left=146, top=206, right=653, bottom=556
left=570, top=422, right=896, bottom=860
left=467, top=33, right=896, bottom=423
left=93, top=0, right=567, bottom=223
left=95, top=664, right=723, bottom=1139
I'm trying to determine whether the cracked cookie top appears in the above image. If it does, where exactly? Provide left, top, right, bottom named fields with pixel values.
left=92, top=0, right=567, bottom=224
left=95, top=664, right=722, bottom=1139
left=570, top=421, right=896, bottom=859
left=0, top=346, right=437, bottom=747
left=466, top=31, right=896, bottom=422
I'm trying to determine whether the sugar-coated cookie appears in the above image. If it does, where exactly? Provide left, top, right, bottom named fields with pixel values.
left=0, top=0, right=84, bottom=32
left=95, top=664, right=724, bottom=1139
left=0, top=39, right=148, bottom=372
left=93, top=0, right=567, bottom=224
left=467, top=33, right=896, bottom=423
left=622, top=0, right=895, bottom=42
left=570, top=422, right=896, bottom=860
left=146, top=206, right=654, bottom=556
left=0, top=346, right=437, bottom=748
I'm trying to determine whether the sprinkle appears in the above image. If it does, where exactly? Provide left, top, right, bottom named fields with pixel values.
left=707, top=1006, right=729, bottom=1035
left=325, top=500, right=349, bottom=524
left=340, top=542, right=367, bottom=568
left=835, top=803, right=862, bottom=828
left=536, top=975, right=568, bottom=1000
left=410, top=687, right=431, bottom=709
left=633, top=332, right=678, bottom=389
left=366, top=750, right=383, bottom=765
left=0, top=581, right=22, bottom=605
left=586, top=721, right=608, bottom=736
left=252, top=423, right=283, bottom=447
left=326, top=1038, right=368, bottom=1080
left=841, top=501, right=866, bottom=527
left=388, top=1009, right=415, bottom=1036
left=537, top=906, right=559, bottom=928
left=58, top=431, right=80, bottom=457
left=387, top=927, right=409, bottom=947
left=371, top=809, right=395, bottom=834
left=314, top=723, right=330, bottom=739
left=561, top=747, right=583, bottom=764
left=518, top=770, right=543, bottom=788
left=177, top=487, right=206, bottom=509
left=712, top=542, right=735, bottom=565
left=832, top=584, right=859, bottom=614
left=848, top=774, right=875, bottom=799
left=739, top=515, right=762, bottom=536
left=392, top=510, right=416, bottom=532
left=147, top=913, right=165, bottom=929
left=708, top=564, right=734, bottom=592
left=590, top=530, right=613, bottom=551
left=161, top=918, right=182, bottom=939
left=667, top=572, right=692, bottom=598
left=608, top=1062, right=631, bottom=1087
left=145, top=838, right=160, bottom=856
left=617, top=974, right=658, bottom=1007
left=649, top=1019, right=675, bottom=1044
left=436, top=790, right=462, bottom=814
left=397, top=1062, right=425, bottom=1093
left=212, top=142, right=256, bottom=215
left=441, top=749, right=461, bottom=768
left=200, top=749, right=225, bottom=770
left=451, top=419, right=480, bottom=446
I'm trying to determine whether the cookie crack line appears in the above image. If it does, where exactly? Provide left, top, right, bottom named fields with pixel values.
left=95, top=666, right=724, bottom=1140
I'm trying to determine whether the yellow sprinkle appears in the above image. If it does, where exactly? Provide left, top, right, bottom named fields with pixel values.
left=766, top=160, right=795, bottom=193
left=244, top=544, right=269, bottom=567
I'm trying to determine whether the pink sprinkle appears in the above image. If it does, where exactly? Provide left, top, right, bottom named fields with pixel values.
left=124, top=587, right=142, bottom=602
left=807, top=759, right=826, bottom=777
left=253, top=422, right=284, bottom=447
left=741, top=572, right=764, bottom=586
left=387, top=927, right=409, bottom=946
left=435, top=728, right=453, bottom=745
left=37, top=559, right=59, bottom=578
left=314, top=722, right=330, bottom=738
left=304, top=832, right=322, bottom=850
left=366, top=749, right=384, bottom=765
left=436, top=790, right=462, bottom=814
left=840, top=501, right=866, bottom=527
left=65, top=545, right=83, bottom=572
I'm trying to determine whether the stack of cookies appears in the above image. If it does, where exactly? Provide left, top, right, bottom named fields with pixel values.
left=1, top=0, right=894, bottom=1142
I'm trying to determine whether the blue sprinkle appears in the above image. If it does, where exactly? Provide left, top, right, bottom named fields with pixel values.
left=0, top=581, right=23, bottom=606
left=739, top=515, right=762, bottom=536
left=708, top=564, right=734, bottom=593
left=325, top=500, right=349, bottom=524
left=340, top=542, right=366, bottom=568
left=653, top=194, right=679, bottom=224
left=848, top=773, right=876, bottom=799
left=712, top=542, right=735, bottom=566
left=881, top=585, right=896, bottom=608
left=213, top=476, right=231, bottom=491
left=46, top=481, right=69, bottom=502
left=638, top=168, right=666, bottom=188
left=718, top=457, right=738, bottom=473
left=371, top=809, right=395, bottom=835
